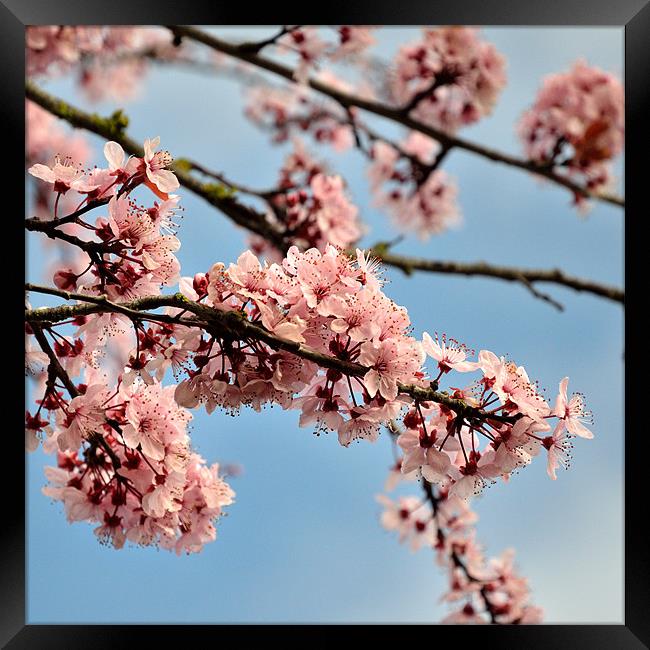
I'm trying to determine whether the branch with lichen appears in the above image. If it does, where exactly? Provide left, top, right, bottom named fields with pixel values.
left=25, top=282, right=505, bottom=421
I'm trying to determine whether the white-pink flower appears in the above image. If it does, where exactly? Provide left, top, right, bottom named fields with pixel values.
left=422, top=332, right=478, bottom=373
left=553, top=377, right=594, bottom=439
left=141, top=136, right=180, bottom=197
left=29, top=156, right=98, bottom=194
left=542, top=421, right=573, bottom=480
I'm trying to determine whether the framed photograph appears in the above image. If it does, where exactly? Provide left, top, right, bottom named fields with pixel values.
left=8, top=1, right=646, bottom=646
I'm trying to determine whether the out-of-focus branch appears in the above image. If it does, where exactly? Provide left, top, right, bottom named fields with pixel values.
left=167, top=25, right=624, bottom=209
left=420, top=478, right=499, bottom=624
left=237, top=25, right=303, bottom=54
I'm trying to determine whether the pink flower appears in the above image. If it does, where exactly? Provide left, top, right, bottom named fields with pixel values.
left=28, top=156, right=98, bottom=194
left=422, top=332, right=478, bottom=373
left=553, top=377, right=594, bottom=439
left=449, top=447, right=499, bottom=500
left=479, top=351, right=549, bottom=421
left=319, top=288, right=381, bottom=342
left=104, top=140, right=138, bottom=183
left=141, top=136, right=180, bottom=199
left=376, top=494, right=435, bottom=551
left=227, top=250, right=268, bottom=301
left=121, top=383, right=189, bottom=461
left=56, top=384, right=112, bottom=452
left=359, top=338, right=424, bottom=401
left=141, top=471, right=185, bottom=518
left=542, top=422, right=573, bottom=480
left=397, top=413, right=458, bottom=482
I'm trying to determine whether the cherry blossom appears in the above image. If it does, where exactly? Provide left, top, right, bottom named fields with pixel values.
left=28, top=156, right=98, bottom=196
left=518, top=60, right=624, bottom=205
left=423, top=332, right=478, bottom=374
left=23, top=28, right=611, bottom=621
left=392, top=27, right=507, bottom=133
left=140, top=136, right=181, bottom=199
left=553, top=377, right=594, bottom=439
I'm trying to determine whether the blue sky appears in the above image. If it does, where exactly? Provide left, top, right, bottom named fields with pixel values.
left=26, top=27, right=624, bottom=624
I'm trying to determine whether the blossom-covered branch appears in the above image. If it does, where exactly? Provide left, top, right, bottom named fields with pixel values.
left=167, top=25, right=624, bottom=209
left=24, top=284, right=484, bottom=413
left=379, top=455, right=543, bottom=623
left=24, top=144, right=594, bottom=499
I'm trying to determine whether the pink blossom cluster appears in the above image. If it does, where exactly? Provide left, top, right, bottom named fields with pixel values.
left=249, top=141, right=363, bottom=257
left=173, top=244, right=424, bottom=447
left=28, top=136, right=181, bottom=301
left=518, top=60, right=624, bottom=201
left=27, top=26, right=176, bottom=102
left=392, top=338, right=593, bottom=497
left=392, top=27, right=507, bottom=133
left=367, top=131, right=460, bottom=239
left=26, top=137, right=237, bottom=552
left=276, top=26, right=376, bottom=82
left=378, top=483, right=543, bottom=624
left=37, top=379, right=234, bottom=554
left=245, top=83, right=356, bottom=150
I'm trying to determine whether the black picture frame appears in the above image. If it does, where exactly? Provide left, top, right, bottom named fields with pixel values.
left=7, top=1, right=647, bottom=646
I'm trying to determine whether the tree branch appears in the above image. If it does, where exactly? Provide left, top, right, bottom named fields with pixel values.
left=167, top=25, right=624, bottom=209
left=369, top=247, right=624, bottom=306
left=25, top=283, right=501, bottom=418
left=420, top=478, right=499, bottom=624
left=236, top=25, right=303, bottom=54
